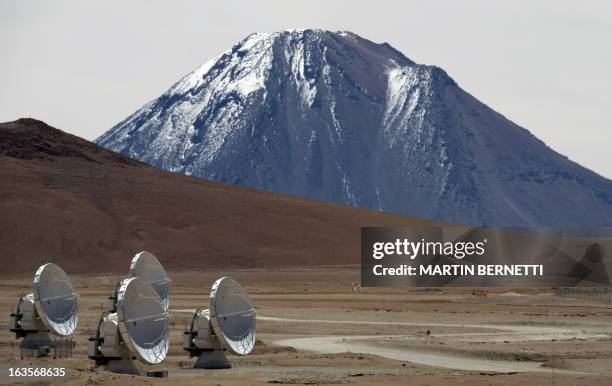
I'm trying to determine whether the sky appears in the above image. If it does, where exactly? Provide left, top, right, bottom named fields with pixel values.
left=1, top=0, right=611, bottom=178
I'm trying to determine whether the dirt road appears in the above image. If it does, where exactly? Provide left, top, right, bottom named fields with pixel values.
left=262, top=315, right=604, bottom=373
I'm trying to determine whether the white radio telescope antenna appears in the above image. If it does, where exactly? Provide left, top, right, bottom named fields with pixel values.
left=183, top=276, right=256, bottom=368
left=9, top=263, right=78, bottom=356
left=88, top=277, right=169, bottom=375
left=128, top=251, right=171, bottom=311
left=106, top=251, right=170, bottom=313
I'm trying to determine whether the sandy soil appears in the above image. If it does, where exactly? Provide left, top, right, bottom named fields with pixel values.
left=2, top=266, right=612, bottom=385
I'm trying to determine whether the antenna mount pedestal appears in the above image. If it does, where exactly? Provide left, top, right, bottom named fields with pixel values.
left=183, top=309, right=232, bottom=369
left=193, top=349, right=231, bottom=369
left=105, top=357, right=141, bottom=375
left=11, top=294, right=54, bottom=357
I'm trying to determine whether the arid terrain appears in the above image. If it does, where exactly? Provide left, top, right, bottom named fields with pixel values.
left=0, top=118, right=440, bottom=276
left=1, top=267, right=612, bottom=385
left=2, top=119, right=612, bottom=385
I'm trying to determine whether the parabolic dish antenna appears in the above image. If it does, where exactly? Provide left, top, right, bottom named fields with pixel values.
left=210, top=277, right=256, bottom=355
left=33, top=263, right=78, bottom=336
left=183, top=276, right=256, bottom=368
left=9, top=263, right=78, bottom=357
left=117, top=277, right=169, bottom=364
left=88, top=277, right=169, bottom=375
left=128, top=251, right=171, bottom=311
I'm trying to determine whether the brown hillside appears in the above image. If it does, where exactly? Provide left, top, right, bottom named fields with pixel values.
left=0, top=118, right=443, bottom=277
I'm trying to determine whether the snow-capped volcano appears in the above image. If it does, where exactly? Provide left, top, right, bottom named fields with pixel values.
left=96, top=29, right=612, bottom=226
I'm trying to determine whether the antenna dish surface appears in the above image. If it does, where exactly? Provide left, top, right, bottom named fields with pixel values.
left=209, top=277, right=256, bottom=355
left=33, top=263, right=78, bottom=336
left=116, top=277, right=169, bottom=364
left=128, top=251, right=170, bottom=310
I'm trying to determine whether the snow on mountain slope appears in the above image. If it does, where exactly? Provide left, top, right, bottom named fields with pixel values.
left=96, top=29, right=612, bottom=227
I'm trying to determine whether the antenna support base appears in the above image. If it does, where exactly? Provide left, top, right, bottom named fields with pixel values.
left=194, top=349, right=231, bottom=369
left=105, top=357, right=141, bottom=375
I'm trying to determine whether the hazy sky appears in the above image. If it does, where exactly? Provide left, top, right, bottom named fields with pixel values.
left=1, top=0, right=611, bottom=178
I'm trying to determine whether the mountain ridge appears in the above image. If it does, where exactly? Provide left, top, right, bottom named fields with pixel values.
left=96, top=29, right=612, bottom=227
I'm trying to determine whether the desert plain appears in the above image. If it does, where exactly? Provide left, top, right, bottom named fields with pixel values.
left=1, top=266, right=612, bottom=386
